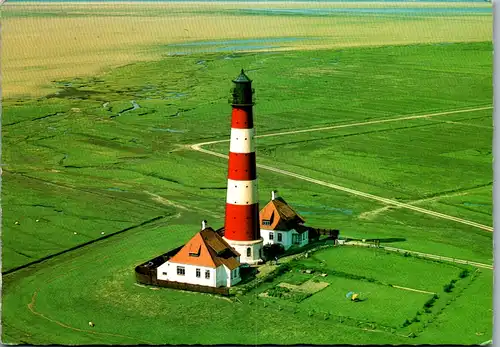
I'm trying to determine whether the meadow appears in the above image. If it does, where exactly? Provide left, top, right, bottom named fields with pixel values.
left=2, top=1, right=491, bottom=96
left=1, top=1, right=493, bottom=345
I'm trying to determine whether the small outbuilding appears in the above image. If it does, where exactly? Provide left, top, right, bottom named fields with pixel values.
left=259, top=191, right=309, bottom=250
left=157, top=221, right=242, bottom=288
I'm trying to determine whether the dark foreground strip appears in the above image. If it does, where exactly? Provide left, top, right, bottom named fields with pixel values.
left=2, top=215, right=166, bottom=276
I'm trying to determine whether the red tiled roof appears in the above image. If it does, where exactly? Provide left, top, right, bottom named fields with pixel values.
left=260, top=196, right=306, bottom=231
left=168, top=227, right=240, bottom=270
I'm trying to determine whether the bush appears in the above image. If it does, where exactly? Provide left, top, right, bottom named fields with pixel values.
left=267, top=286, right=290, bottom=299
left=263, top=243, right=285, bottom=260
left=424, top=297, right=436, bottom=308
left=443, top=283, right=454, bottom=293
left=459, top=269, right=470, bottom=278
left=402, top=319, right=411, bottom=327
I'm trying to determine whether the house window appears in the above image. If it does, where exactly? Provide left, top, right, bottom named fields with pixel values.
left=196, top=268, right=201, bottom=278
left=269, top=232, right=274, bottom=240
left=177, top=266, right=185, bottom=276
left=278, top=233, right=283, bottom=242
left=205, top=270, right=210, bottom=279
left=162, top=272, right=167, bottom=275
left=263, top=220, right=271, bottom=226
left=236, top=268, right=239, bottom=277
left=247, top=247, right=251, bottom=257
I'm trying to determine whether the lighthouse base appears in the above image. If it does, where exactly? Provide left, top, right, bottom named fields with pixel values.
left=223, top=237, right=264, bottom=265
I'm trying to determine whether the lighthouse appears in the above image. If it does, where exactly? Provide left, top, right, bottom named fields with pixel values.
left=223, top=69, right=264, bottom=265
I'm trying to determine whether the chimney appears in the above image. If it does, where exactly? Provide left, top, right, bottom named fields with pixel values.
left=272, top=190, right=276, bottom=200
left=202, top=220, right=207, bottom=230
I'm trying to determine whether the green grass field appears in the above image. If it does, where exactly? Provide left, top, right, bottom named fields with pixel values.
left=1, top=2, right=493, bottom=345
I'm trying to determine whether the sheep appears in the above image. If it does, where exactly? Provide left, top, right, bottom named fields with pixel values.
left=88, top=321, right=95, bottom=327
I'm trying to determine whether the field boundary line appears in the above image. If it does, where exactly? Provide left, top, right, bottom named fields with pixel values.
left=2, top=215, right=169, bottom=276
left=391, top=285, right=436, bottom=295
left=190, top=105, right=493, bottom=233
left=343, top=241, right=493, bottom=269
left=192, top=105, right=493, bottom=148
left=382, top=245, right=493, bottom=270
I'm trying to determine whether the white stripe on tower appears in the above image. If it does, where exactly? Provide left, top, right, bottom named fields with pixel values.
left=229, top=128, right=255, bottom=153
left=226, top=179, right=258, bottom=205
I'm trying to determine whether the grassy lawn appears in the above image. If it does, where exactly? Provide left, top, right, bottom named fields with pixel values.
left=243, top=245, right=484, bottom=338
left=302, top=246, right=465, bottom=293
left=414, top=269, right=493, bottom=344
left=2, top=217, right=411, bottom=345
left=298, top=276, right=431, bottom=328
left=1, top=3, right=492, bottom=344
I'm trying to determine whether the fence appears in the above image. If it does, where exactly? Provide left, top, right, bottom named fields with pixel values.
left=134, top=246, right=230, bottom=296
left=308, top=228, right=339, bottom=241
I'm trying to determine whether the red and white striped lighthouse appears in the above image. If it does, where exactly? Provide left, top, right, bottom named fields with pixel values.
left=223, top=69, right=263, bottom=265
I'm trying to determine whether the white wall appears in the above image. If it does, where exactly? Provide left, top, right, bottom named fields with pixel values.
left=293, top=230, right=309, bottom=247
left=157, top=262, right=216, bottom=287
left=261, top=229, right=292, bottom=250
left=224, top=265, right=241, bottom=287
left=157, top=261, right=242, bottom=288
left=260, top=229, right=309, bottom=250
left=216, top=265, right=227, bottom=287
left=230, top=241, right=263, bottom=264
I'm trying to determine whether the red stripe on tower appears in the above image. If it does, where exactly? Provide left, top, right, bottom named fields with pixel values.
left=223, top=70, right=263, bottom=264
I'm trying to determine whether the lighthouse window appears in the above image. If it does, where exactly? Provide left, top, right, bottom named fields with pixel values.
left=205, top=270, right=211, bottom=279
left=247, top=247, right=251, bottom=257
left=177, top=266, right=185, bottom=276
left=278, top=233, right=283, bottom=242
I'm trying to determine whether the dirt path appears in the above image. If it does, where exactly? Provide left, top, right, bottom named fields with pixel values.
left=358, top=191, right=470, bottom=220
left=191, top=105, right=493, bottom=233
left=391, top=285, right=436, bottom=295
left=192, top=105, right=492, bottom=148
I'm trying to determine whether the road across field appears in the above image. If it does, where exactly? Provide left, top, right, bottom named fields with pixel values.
left=191, top=105, right=493, bottom=233
left=193, top=105, right=493, bottom=147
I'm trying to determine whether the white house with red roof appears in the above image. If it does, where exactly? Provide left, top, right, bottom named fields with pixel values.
left=259, top=191, right=309, bottom=250
left=156, top=221, right=242, bottom=288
